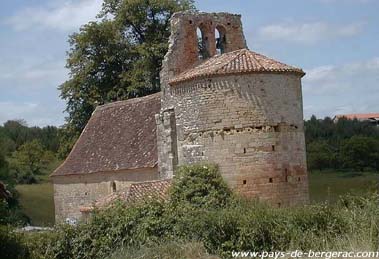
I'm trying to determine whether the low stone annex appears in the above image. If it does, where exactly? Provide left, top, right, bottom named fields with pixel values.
left=51, top=11, right=309, bottom=222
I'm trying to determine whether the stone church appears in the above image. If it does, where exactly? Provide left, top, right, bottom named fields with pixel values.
left=51, top=11, right=309, bottom=222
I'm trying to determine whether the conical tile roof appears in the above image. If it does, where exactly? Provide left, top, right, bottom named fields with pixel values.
left=169, top=49, right=305, bottom=85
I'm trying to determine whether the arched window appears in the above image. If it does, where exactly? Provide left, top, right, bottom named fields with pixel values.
left=215, top=25, right=226, bottom=54
left=197, top=26, right=209, bottom=60
left=111, top=181, right=116, bottom=193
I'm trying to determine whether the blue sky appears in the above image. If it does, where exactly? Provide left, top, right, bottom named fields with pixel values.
left=0, top=0, right=378, bottom=126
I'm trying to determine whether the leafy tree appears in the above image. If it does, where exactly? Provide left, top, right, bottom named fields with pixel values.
left=2, top=120, right=28, bottom=152
left=340, top=136, right=379, bottom=171
left=37, top=126, right=60, bottom=153
left=9, top=140, right=54, bottom=184
left=0, top=146, right=10, bottom=182
left=58, top=0, right=195, bottom=157
left=307, top=140, right=336, bottom=171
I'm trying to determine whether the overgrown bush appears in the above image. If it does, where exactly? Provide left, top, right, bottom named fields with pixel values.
left=20, top=164, right=379, bottom=259
left=170, top=163, right=232, bottom=208
left=0, top=225, right=29, bottom=259
left=0, top=194, right=30, bottom=226
left=108, top=241, right=219, bottom=259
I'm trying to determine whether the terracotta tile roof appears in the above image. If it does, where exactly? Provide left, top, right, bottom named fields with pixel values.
left=52, top=93, right=161, bottom=176
left=335, top=113, right=379, bottom=120
left=169, top=48, right=305, bottom=85
left=80, top=179, right=171, bottom=212
left=126, top=179, right=171, bottom=202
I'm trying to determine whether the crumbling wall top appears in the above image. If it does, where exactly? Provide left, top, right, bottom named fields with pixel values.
left=160, top=11, right=247, bottom=103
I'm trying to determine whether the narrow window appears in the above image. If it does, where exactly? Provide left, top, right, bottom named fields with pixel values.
left=197, top=27, right=209, bottom=60
left=243, top=180, right=247, bottom=185
left=272, top=145, right=275, bottom=151
left=243, top=148, right=246, bottom=153
left=215, top=26, right=226, bottom=54
left=111, top=181, right=116, bottom=193
left=269, top=178, right=273, bottom=183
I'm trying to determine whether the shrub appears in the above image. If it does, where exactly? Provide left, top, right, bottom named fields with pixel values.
left=169, top=163, right=232, bottom=209
left=28, top=200, right=176, bottom=259
left=108, top=241, right=220, bottom=259
left=0, top=198, right=29, bottom=227
left=18, top=163, right=379, bottom=259
left=0, top=225, right=29, bottom=259
left=172, top=198, right=348, bottom=257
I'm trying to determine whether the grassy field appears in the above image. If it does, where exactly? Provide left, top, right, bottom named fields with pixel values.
left=14, top=171, right=378, bottom=226
left=16, top=182, right=54, bottom=226
left=309, top=171, right=378, bottom=203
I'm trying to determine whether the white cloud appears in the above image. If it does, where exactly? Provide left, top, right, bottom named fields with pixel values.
left=302, top=57, right=379, bottom=118
left=0, top=59, right=68, bottom=90
left=258, top=22, right=364, bottom=44
left=303, top=57, right=379, bottom=94
left=0, top=100, right=65, bottom=127
left=5, top=0, right=103, bottom=31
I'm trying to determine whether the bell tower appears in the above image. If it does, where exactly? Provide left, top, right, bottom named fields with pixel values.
left=160, top=11, right=247, bottom=107
left=157, top=11, right=247, bottom=179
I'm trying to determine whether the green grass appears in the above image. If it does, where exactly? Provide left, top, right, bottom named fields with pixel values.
left=309, top=170, right=378, bottom=203
left=16, top=183, right=54, bottom=226
left=13, top=171, right=378, bottom=227
left=13, top=159, right=60, bottom=226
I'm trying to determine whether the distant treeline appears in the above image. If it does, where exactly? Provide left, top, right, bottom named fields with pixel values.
left=305, top=115, right=379, bottom=172
left=1, top=115, right=379, bottom=186
left=0, top=120, right=60, bottom=185
left=0, top=120, right=59, bottom=154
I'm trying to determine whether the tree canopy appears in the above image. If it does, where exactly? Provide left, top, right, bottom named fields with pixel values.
left=8, top=140, right=55, bottom=184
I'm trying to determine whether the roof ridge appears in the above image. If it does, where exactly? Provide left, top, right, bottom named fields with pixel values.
left=247, top=50, right=263, bottom=71
left=250, top=50, right=299, bottom=71
left=130, top=179, right=172, bottom=186
left=96, top=92, right=161, bottom=111
left=204, top=50, right=239, bottom=75
left=212, top=49, right=243, bottom=73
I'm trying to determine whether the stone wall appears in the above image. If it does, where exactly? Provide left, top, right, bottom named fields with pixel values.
left=160, top=11, right=247, bottom=109
left=166, top=73, right=309, bottom=205
left=52, top=168, right=158, bottom=222
left=155, top=109, right=178, bottom=179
